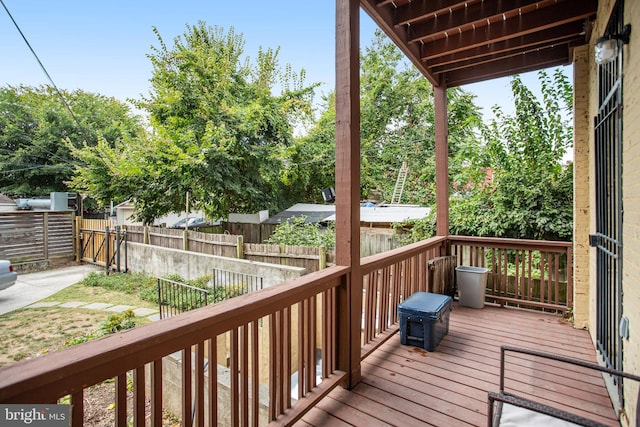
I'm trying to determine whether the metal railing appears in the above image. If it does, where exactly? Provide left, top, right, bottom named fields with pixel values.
left=157, top=277, right=210, bottom=319
left=212, top=268, right=263, bottom=303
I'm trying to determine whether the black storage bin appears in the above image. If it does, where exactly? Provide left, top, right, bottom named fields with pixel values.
left=398, top=292, right=452, bottom=351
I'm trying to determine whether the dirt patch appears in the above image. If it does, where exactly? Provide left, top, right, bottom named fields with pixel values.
left=79, top=379, right=181, bottom=426
left=0, top=307, right=109, bottom=367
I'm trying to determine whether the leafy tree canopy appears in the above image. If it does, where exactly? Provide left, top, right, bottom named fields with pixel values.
left=450, top=69, right=573, bottom=241
left=71, top=22, right=317, bottom=223
left=0, top=85, right=141, bottom=197
left=285, top=29, right=482, bottom=206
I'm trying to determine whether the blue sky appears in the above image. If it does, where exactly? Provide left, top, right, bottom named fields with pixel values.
left=0, top=1, right=570, bottom=121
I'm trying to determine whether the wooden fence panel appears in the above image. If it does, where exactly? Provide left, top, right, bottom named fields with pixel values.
left=0, top=211, right=74, bottom=262
left=187, top=231, right=238, bottom=257
left=125, top=225, right=145, bottom=243
left=47, top=212, right=75, bottom=258
left=244, top=243, right=325, bottom=273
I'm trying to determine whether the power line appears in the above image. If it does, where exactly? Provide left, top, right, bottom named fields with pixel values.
left=0, top=0, right=81, bottom=128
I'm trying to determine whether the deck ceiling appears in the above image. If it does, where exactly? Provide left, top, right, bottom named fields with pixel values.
left=360, top=0, right=598, bottom=87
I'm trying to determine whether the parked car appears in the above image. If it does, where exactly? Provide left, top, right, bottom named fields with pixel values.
left=0, top=259, right=17, bottom=291
left=169, top=217, right=211, bottom=229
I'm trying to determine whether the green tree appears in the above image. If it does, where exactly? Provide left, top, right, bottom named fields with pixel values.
left=74, top=23, right=316, bottom=223
left=449, top=69, right=574, bottom=241
left=285, top=30, right=482, bottom=205
left=0, top=85, right=141, bottom=197
left=266, top=216, right=335, bottom=249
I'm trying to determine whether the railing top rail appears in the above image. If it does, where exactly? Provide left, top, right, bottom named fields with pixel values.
left=448, top=235, right=572, bottom=252
left=157, top=277, right=210, bottom=293
left=0, top=265, right=349, bottom=403
left=361, top=235, right=447, bottom=275
left=213, top=268, right=264, bottom=281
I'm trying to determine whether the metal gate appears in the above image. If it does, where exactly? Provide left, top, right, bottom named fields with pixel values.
left=591, top=0, right=625, bottom=404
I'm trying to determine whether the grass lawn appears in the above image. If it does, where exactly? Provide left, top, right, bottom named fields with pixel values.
left=0, top=272, right=157, bottom=368
left=41, top=282, right=158, bottom=309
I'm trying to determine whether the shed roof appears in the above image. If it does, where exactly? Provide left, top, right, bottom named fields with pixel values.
left=263, top=203, right=430, bottom=225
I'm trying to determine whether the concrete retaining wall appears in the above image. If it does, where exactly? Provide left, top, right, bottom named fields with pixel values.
left=126, top=241, right=305, bottom=286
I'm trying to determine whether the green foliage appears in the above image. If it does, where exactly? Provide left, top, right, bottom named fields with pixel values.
left=449, top=69, right=573, bottom=241
left=0, top=85, right=142, bottom=197
left=80, top=272, right=157, bottom=298
left=266, top=216, right=335, bottom=249
left=101, top=310, right=136, bottom=334
left=71, top=23, right=317, bottom=223
left=393, top=213, right=436, bottom=244
left=287, top=30, right=482, bottom=205
left=63, top=310, right=136, bottom=347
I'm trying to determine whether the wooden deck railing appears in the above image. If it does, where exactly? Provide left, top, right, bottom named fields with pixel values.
left=449, top=236, right=573, bottom=313
left=360, top=236, right=448, bottom=358
left=0, top=235, right=572, bottom=426
left=0, top=266, right=350, bottom=426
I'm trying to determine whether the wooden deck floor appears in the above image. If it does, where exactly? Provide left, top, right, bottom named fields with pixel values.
left=297, top=303, right=619, bottom=427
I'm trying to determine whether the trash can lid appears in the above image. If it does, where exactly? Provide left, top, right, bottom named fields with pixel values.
left=398, top=292, right=451, bottom=317
left=455, top=265, right=489, bottom=273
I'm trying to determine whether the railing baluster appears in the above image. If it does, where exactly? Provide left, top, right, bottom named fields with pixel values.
left=251, top=321, right=259, bottom=427
left=547, top=252, right=553, bottom=305
left=298, top=300, right=305, bottom=399
left=134, top=366, right=145, bottom=426
left=540, top=252, right=546, bottom=302
left=115, top=373, right=127, bottom=427
left=513, top=249, right=522, bottom=299
left=195, top=343, right=205, bottom=427
left=283, top=306, right=292, bottom=411
left=151, top=360, right=162, bottom=427
left=230, top=328, right=239, bottom=426
left=268, top=313, right=277, bottom=421
left=208, top=338, right=218, bottom=426
left=71, top=390, right=83, bottom=427
left=309, top=295, right=317, bottom=390
left=240, top=325, right=249, bottom=427
left=182, top=346, right=192, bottom=427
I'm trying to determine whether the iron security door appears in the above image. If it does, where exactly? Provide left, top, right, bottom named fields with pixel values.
left=593, top=0, right=625, bottom=404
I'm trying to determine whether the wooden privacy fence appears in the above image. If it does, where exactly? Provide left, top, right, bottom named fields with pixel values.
left=0, top=211, right=75, bottom=264
left=449, top=236, right=573, bottom=313
left=122, top=224, right=332, bottom=273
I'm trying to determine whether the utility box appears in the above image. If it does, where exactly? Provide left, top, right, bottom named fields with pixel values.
left=398, top=292, right=452, bottom=352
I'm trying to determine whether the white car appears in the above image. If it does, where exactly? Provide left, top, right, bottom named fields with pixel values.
left=0, top=259, right=17, bottom=291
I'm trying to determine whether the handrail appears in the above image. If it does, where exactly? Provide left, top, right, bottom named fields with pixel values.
left=448, top=235, right=571, bottom=252
left=0, top=265, right=349, bottom=404
left=361, top=235, right=447, bottom=275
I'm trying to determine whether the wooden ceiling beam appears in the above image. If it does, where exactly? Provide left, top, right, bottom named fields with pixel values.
left=424, top=21, right=585, bottom=68
left=404, top=0, right=546, bottom=41
left=443, top=45, right=572, bottom=87
left=431, top=36, right=583, bottom=74
left=361, top=0, right=439, bottom=85
left=418, top=0, right=596, bottom=60
left=393, top=0, right=483, bottom=27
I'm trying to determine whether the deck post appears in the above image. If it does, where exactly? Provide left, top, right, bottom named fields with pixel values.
left=335, top=0, right=362, bottom=388
left=435, top=85, right=449, bottom=236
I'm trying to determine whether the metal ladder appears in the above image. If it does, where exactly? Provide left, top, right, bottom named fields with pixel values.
left=390, top=161, right=409, bottom=205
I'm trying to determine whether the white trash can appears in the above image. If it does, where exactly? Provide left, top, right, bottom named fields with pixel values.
left=455, top=266, right=488, bottom=308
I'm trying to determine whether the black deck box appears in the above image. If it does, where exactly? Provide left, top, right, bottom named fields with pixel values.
left=398, top=292, right=452, bottom=351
